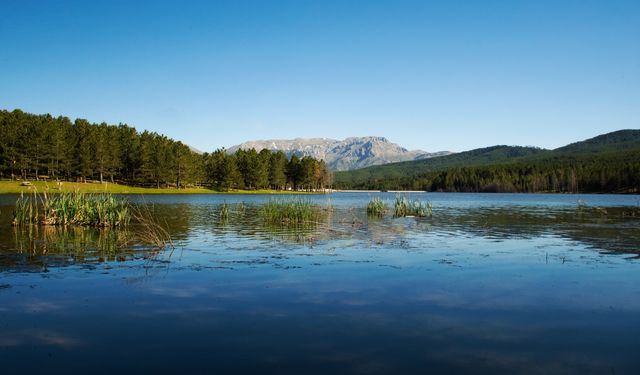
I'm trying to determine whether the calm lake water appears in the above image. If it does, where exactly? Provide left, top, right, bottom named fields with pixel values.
left=1, top=192, right=639, bottom=374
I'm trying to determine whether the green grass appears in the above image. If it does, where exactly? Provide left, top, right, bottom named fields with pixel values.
left=366, top=197, right=388, bottom=217
left=11, top=188, right=176, bottom=250
left=219, top=202, right=230, bottom=222
left=260, top=199, right=324, bottom=225
left=0, top=181, right=325, bottom=195
left=393, top=193, right=433, bottom=218
left=12, top=190, right=130, bottom=227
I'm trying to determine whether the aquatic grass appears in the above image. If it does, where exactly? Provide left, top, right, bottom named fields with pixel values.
left=12, top=190, right=130, bottom=227
left=131, top=204, right=174, bottom=250
left=367, top=197, right=388, bottom=217
left=394, top=193, right=433, bottom=218
left=12, top=190, right=174, bottom=251
left=219, top=202, right=230, bottom=222
left=12, top=192, right=34, bottom=226
left=260, top=198, right=323, bottom=225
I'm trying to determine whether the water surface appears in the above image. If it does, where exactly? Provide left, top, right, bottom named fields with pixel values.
left=1, top=193, right=639, bottom=374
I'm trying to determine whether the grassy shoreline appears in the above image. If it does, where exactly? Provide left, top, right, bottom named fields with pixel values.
left=0, top=181, right=324, bottom=195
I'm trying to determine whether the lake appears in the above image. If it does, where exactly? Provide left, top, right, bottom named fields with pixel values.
left=1, top=192, right=639, bottom=374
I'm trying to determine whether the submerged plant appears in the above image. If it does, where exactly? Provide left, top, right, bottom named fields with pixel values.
left=260, top=198, right=323, bottom=225
left=393, top=193, right=432, bottom=218
left=367, top=197, right=388, bottom=217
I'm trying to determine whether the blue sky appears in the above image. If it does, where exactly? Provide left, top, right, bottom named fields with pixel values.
left=1, top=0, right=638, bottom=152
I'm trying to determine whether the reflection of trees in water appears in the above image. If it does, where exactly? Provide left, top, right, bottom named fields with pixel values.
left=1, top=226, right=143, bottom=271
left=0, top=210, right=182, bottom=271
left=135, top=203, right=193, bottom=241
left=430, top=206, right=640, bottom=255
left=12, top=225, right=132, bottom=257
left=204, top=203, right=640, bottom=255
left=1, top=202, right=638, bottom=271
left=211, top=203, right=336, bottom=245
left=208, top=204, right=424, bottom=246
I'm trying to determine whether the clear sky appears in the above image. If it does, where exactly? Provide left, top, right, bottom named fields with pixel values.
left=1, top=0, right=638, bottom=153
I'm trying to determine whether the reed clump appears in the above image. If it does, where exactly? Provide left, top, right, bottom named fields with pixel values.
left=260, top=198, right=323, bottom=225
left=219, top=202, right=230, bottom=222
left=12, top=191, right=130, bottom=227
left=393, top=193, right=433, bottom=218
left=367, top=197, right=388, bottom=217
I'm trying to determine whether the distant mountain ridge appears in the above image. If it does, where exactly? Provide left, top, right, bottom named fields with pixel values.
left=553, top=129, right=640, bottom=154
left=227, top=136, right=451, bottom=171
left=334, top=129, right=640, bottom=191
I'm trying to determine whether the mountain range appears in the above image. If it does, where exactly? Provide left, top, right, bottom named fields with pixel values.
left=227, top=136, right=451, bottom=171
left=334, top=129, right=640, bottom=192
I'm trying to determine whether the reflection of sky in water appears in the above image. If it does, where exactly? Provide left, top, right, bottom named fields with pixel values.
left=0, top=193, right=639, bottom=373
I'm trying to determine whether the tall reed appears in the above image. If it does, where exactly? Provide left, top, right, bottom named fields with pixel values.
left=12, top=190, right=174, bottom=251
left=367, top=197, right=388, bottom=217
left=12, top=190, right=130, bottom=227
left=393, top=193, right=433, bottom=218
left=219, top=202, right=230, bottom=222
left=260, top=198, right=323, bottom=225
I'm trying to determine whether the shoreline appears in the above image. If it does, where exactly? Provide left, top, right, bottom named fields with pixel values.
left=2, top=181, right=636, bottom=196
left=0, top=181, right=326, bottom=195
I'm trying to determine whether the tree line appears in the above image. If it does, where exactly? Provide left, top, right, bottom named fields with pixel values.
left=336, top=153, right=640, bottom=194
left=0, top=109, right=332, bottom=191
left=204, top=148, right=332, bottom=191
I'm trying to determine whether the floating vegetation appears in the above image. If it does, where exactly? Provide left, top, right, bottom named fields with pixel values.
left=12, top=191, right=130, bottom=227
left=260, top=198, right=325, bottom=225
left=393, top=193, right=432, bottom=218
left=367, top=197, right=388, bottom=217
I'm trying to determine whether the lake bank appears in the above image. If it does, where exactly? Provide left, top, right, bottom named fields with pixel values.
left=0, top=180, right=325, bottom=195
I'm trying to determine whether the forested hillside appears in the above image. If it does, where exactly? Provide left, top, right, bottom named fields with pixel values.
left=0, top=109, right=332, bottom=191
left=335, top=130, right=640, bottom=193
left=336, top=145, right=546, bottom=186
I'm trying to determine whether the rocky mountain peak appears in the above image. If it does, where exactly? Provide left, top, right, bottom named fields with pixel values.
left=227, top=137, right=451, bottom=171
